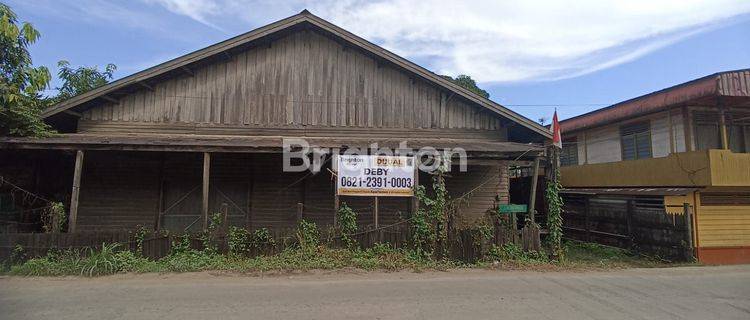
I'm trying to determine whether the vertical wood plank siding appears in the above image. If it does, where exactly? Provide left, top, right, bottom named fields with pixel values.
left=79, top=31, right=505, bottom=136
left=75, top=151, right=508, bottom=231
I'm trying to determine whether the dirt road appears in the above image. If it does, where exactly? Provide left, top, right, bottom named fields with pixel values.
left=1, top=265, right=749, bottom=320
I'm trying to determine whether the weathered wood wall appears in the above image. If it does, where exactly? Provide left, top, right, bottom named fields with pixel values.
left=562, top=195, right=692, bottom=260
left=74, top=151, right=507, bottom=232
left=78, top=30, right=508, bottom=139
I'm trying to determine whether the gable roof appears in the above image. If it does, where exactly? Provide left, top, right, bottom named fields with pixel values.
left=43, top=10, right=551, bottom=139
left=560, top=68, right=750, bottom=133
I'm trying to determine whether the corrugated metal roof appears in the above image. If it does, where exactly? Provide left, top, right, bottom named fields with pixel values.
left=561, top=187, right=699, bottom=196
left=560, top=69, right=750, bottom=133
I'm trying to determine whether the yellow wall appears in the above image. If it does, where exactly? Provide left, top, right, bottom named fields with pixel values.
left=561, top=150, right=750, bottom=188
left=708, top=150, right=750, bottom=186
left=696, top=204, right=750, bottom=247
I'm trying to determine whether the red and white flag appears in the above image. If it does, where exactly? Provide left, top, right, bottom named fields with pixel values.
left=551, top=110, right=562, bottom=149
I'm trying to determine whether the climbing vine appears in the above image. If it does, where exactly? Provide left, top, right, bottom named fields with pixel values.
left=41, top=202, right=66, bottom=233
left=337, top=202, right=358, bottom=249
left=412, top=156, right=452, bottom=258
left=545, top=164, right=564, bottom=259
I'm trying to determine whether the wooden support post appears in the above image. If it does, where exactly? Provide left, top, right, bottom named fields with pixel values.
left=412, top=163, right=420, bottom=214
left=626, top=200, right=634, bottom=248
left=297, top=202, right=304, bottom=222
left=718, top=103, right=729, bottom=150
left=374, top=196, right=381, bottom=242
left=373, top=197, right=379, bottom=228
left=69, top=150, right=84, bottom=233
left=155, top=154, right=165, bottom=231
left=333, top=154, right=340, bottom=227
left=220, top=203, right=229, bottom=234
left=527, top=157, right=541, bottom=224
left=246, top=156, right=254, bottom=230
left=683, top=203, right=695, bottom=261
left=202, top=152, right=211, bottom=231
left=584, top=197, right=591, bottom=242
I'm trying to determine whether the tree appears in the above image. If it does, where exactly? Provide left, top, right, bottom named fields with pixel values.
left=440, top=74, right=490, bottom=99
left=0, top=3, right=51, bottom=136
left=50, top=60, right=116, bottom=105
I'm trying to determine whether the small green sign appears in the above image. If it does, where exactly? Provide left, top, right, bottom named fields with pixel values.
left=498, top=204, right=527, bottom=213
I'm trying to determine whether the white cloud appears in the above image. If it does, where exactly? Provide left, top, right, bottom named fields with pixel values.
left=143, top=0, right=750, bottom=83
left=143, top=0, right=224, bottom=30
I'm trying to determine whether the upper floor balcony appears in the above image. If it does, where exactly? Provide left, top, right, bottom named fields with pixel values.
left=561, top=149, right=750, bottom=188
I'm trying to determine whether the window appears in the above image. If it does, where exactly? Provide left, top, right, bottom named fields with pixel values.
left=728, top=112, right=750, bottom=153
left=693, top=112, right=721, bottom=150
left=560, top=138, right=579, bottom=166
left=693, top=111, right=750, bottom=153
left=620, top=121, right=652, bottom=160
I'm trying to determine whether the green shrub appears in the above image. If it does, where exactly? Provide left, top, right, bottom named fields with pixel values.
left=251, top=228, right=275, bottom=250
left=10, top=243, right=154, bottom=277
left=227, top=226, right=251, bottom=256
left=337, top=203, right=358, bottom=249
left=486, top=243, right=549, bottom=264
left=296, top=219, right=319, bottom=251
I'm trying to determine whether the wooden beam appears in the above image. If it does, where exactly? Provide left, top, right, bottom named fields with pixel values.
left=202, top=152, right=211, bottom=230
left=63, top=110, right=82, bottom=117
left=221, top=51, right=232, bottom=61
left=246, top=156, right=254, bottom=230
left=373, top=197, right=379, bottom=229
left=718, top=99, right=729, bottom=150
left=181, top=66, right=194, bottom=77
left=683, top=106, right=693, bottom=152
left=412, top=163, right=420, bottom=214
left=333, top=154, right=339, bottom=227
left=155, top=154, right=165, bottom=231
left=137, top=81, right=154, bottom=92
left=527, top=156, right=541, bottom=224
left=69, top=150, right=84, bottom=233
left=101, top=95, right=119, bottom=104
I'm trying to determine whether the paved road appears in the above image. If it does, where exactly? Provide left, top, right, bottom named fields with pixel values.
left=1, top=266, right=749, bottom=320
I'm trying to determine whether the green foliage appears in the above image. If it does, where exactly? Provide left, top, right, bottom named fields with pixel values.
left=440, top=74, right=489, bottom=99
left=486, top=243, right=549, bottom=264
left=9, top=243, right=154, bottom=277
left=133, top=225, right=149, bottom=256
left=49, top=60, right=115, bottom=105
left=170, top=234, right=192, bottom=255
left=337, top=203, right=358, bottom=249
left=0, top=3, right=52, bottom=137
left=296, top=219, right=319, bottom=252
left=545, top=164, right=564, bottom=259
left=412, top=158, right=452, bottom=258
left=227, top=227, right=276, bottom=256
left=251, top=228, right=275, bottom=249
left=227, top=226, right=251, bottom=255
left=41, top=202, right=65, bottom=233
left=200, top=212, right=223, bottom=253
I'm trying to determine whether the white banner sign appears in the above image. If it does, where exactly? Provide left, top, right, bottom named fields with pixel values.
left=336, top=155, right=415, bottom=197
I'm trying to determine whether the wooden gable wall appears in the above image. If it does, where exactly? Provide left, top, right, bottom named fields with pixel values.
left=79, top=30, right=508, bottom=140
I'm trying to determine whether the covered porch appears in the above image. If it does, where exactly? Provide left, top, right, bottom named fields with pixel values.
left=0, top=133, right=545, bottom=234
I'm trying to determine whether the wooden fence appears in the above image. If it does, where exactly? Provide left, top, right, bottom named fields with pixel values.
left=0, top=218, right=541, bottom=263
left=562, top=195, right=693, bottom=260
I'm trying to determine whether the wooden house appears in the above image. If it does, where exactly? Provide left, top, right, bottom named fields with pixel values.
left=0, top=11, right=550, bottom=234
left=559, top=69, right=750, bottom=264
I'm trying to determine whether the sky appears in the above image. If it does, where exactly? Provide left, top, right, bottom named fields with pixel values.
left=8, top=0, right=750, bottom=123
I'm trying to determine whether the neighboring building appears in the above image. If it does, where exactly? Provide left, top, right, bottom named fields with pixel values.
left=0, top=11, right=550, bottom=234
left=560, top=69, right=750, bottom=264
